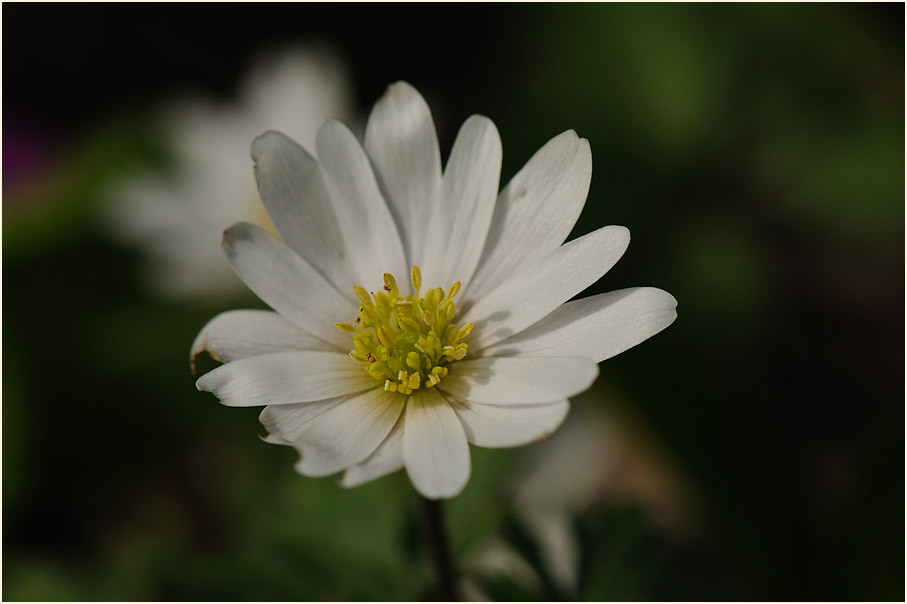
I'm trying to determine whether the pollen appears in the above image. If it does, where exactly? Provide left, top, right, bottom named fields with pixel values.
left=337, top=265, right=472, bottom=396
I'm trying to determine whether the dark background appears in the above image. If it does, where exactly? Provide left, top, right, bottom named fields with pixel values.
left=4, top=3, right=904, bottom=600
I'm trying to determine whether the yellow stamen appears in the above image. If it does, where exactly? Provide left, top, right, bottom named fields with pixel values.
left=455, top=323, right=474, bottom=342
left=338, top=265, right=471, bottom=396
left=411, top=266, right=422, bottom=293
left=354, top=285, right=372, bottom=305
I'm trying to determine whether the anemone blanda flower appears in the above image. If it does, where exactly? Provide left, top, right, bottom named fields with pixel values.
left=192, top=82, right=677, bottom=499
left=105, top=45, right=353, bottom=301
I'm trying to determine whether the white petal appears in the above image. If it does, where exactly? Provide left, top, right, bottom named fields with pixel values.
left=195, top=351, right=376, bottom=407
left=259, top=396, right=347, bottom=442
left=440, top=356, right=598, bottom=405
left=316, top=119, right=408, bottom=291
left=448, top=396, right=570, bottom=448
left=465, top=130, right=592, bottom=302
left=364, top=82, right=442, bottom=265
left=222, top=222, right=352, bottom=349
left=517, top=509, right=580, bottom=597
left=420, top=115, right=501, bottom=289
left=339, top=414, right=405, bottom=487
left=190, top=309, right=338, bottom=371
left=294, top=387, right=405, bottom=477
left=404, top=388, right=471, bottom=499
left=462, top=226, right=630, bottom=349
left=482, top=288, right=678, bottom=362
left=251, top=131, right=356, bottom=296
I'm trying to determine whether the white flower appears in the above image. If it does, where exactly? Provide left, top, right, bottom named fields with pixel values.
left=192, top=82, right=677, bottom=499
left=105, top=45, right=353, bottom=301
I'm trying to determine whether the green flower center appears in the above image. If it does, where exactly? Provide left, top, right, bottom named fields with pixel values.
left=336, top=266, right=472, bottom=395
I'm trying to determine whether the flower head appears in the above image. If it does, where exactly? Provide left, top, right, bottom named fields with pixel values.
left=193, top=82, right=677, bottom=499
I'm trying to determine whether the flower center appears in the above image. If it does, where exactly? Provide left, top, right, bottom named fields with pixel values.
left=336, top=266, right=473, bottom=395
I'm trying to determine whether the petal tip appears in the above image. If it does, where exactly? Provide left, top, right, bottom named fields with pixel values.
left=195, top=373, right=212, bottom=393
left=250, top=129, right=288, bottom=158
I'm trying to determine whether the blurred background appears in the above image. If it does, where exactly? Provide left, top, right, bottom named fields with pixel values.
left=3, top=3, right=904, bottom=601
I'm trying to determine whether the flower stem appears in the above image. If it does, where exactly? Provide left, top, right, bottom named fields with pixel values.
left=420, top=494, right=459, bottom=600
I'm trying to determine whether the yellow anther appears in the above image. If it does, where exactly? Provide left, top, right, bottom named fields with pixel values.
left=378, top=325, right=397, bottom=348
left=384, top=380, right=397, bottom=392
left=374, top=290, right=391, bottom=309
left=411, top=265, right=422, bottom=293
left=425, top=287, right=440, bottom=308
left=442, top=300, right=456, bottom=322
left=455, top=322, right=474, bottom=342
left=350, top=351, right=369, bottom=363
left=367, top=363, right=386, bottom=380
left=354, top=285, right=372, bottom=305
left=398, top=369, right=408, bottom=382
left=361, top=305, right=380, bottom=323
left=421, top=310, right=435, bottom=325
left=427, top=373, right=441, bottom=387
left=336, top=322, right=358, bottom=333
left=383, top=273, right=398, bottom=293
left=398, top=317, right=421, bottom=336
left=447, top=281, right=461, bottom=299
left=406, top=352, right=421, bottom=370
left=408, top=372, right=421, bottom=390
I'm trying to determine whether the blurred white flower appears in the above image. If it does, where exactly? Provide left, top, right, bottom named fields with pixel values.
left=105, top=45, right=353, bottom=302
left=192, top=82, right=677, bottom=500
left=511, top=392, right=695, bottom=596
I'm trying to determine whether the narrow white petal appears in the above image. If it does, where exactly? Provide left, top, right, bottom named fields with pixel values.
left=222, top=222, right=352, bottom=349
left=195, top=351, right=376, bottom=407
left=404, top=388, right=471, bottom=499
left=259, top=396, right=348, bottom=442
left=482, top=288, right=678, bottom=362
left=251, top=131, right=356, bottom=296
left=518, top=509, right=580, bottom=597
left=420, top=115, right=501, bottom=289
left=465, top=130, right=592, bottom=302
left=364, top=82, right=442, bottom=265
left=316, top=119, right=408, bottom=291
left=440, top=357, right=598, bottom=405
left=294, top=387, right=405, bottom=477
left=448, top=396, right=570, bottom=448
left=190, top=309, right=338, bottom=370
left=339, top=414, right=405, bottom=487
left=462, top=226, right=630, bottom=349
